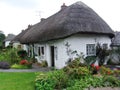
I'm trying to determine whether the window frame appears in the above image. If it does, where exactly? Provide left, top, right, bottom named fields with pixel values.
left=38, top=46, right=45, bottom=56
left=86, top=44, right=96, bottom=56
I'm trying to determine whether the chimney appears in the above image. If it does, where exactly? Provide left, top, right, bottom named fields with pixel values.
left=41, top=18, right=46, bottom=22
left=28, top=24, right=32, bottom=29
left=61, top=3, right=67, bottom=10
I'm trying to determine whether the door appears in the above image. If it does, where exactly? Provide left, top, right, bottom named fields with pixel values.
left=50, top=46, right=55, bottom=67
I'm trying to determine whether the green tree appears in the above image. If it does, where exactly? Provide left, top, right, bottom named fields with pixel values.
left=0, top=32, right=6, bottom=49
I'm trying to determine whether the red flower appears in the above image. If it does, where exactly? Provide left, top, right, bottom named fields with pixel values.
left=95, top=66, right=100, bottom=70
left=107, top=71, right=111, bottom=75
left=20, top=60, right=28, bottom=65
left=91, top=64, right=100, bottom=70
left=91, top=64, right=95, bottom=67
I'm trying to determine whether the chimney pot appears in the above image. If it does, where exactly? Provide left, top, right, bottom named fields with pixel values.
left=61, top=3, right=67, bottom=10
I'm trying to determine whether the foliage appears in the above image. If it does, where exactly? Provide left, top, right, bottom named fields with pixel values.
left=11, top=64, right=30, bottom=69
left=85, top=56, right=96, bottom=65
left=0, top=33, right=5, bottom=48
left=103, top=76, right=120, bottom=87
left=35, top=70, right=68, bottom=90
left=96, top=43, right=110, bottom=66
left=40, top=60, right=48, bottom=67
left=0, top=48, right=21, bottom=64
left=63, top=66, right=90, bottom=79
left=17, top=50, right=27, bottom=58
left=100, top=66, right=114, bottom=75
left=0, top=61, right=10, bottom=69
left=35, top=70, right=120, bottom=90
left=0, top=72, right=35, bottom=90
left=113, top=70, right=120, bottom=77
left=91, top=64, right=100, bottom=74
left=20, top=60, right=28, bottom=65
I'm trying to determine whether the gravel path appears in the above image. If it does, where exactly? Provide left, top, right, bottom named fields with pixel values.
left=0, top=64, right=51, bottom=72
left=0, top=68, right=51, bottom=72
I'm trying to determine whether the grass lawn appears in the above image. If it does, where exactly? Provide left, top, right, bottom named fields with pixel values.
left=0, top=72, right=36, bottom=90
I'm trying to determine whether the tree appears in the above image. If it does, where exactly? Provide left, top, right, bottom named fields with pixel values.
left=0, top=32, right=6, bottom=49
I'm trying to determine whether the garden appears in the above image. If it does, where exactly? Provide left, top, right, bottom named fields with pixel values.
left=0, top=47, right=33, bottom=69
left=0, top=45, right=120, bottom=90
left=34, top=44, right=120, bottom=90
left=35, top=58, right=120, bottom=90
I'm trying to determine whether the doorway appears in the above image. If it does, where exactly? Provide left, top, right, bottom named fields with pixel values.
left=50, top=46, right=55, bottom=67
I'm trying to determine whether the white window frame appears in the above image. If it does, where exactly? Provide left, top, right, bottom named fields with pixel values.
left=38, top=46, right=45, bottom=60
left=86, top=44, right=96, bottom=56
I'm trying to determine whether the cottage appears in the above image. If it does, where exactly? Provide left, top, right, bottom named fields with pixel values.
left=11, top=25, right=32, bottom=49
left=111, top=32, right=120, bottom=49
left=4, top=34, right=15, bottom=47
left=19, top=1, right=114, bottom=68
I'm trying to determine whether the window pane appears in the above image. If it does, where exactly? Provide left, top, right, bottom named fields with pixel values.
left=86, top=44, right=95, bottom=56
left=41, top=47, right=44, bottom=55
left=38, top=47, right=41, bottom=56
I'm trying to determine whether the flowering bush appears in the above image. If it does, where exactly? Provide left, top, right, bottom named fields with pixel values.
left=100, top=66, right=113, bottom=75
left=17, top=50, right=27, bottom=58
left=20, top=60, right=28, bottom=65
left=91, top=64, right=100, bottom=74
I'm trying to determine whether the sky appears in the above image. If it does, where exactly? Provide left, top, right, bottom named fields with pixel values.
left=0, top=0, right=120, bottom=36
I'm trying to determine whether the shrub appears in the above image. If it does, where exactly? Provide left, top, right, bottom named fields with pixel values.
left=17, top=50, right=27, bottom=58
left=63, top=66, right=90, bottom=79
left=91, top=64, right=100, bottom=74
left=0, top=61, right=10, bottom=69
left=114, top=70, right=120, bottom=77
left=11, top=64, right=29, bottom=69
left=35, top=70, right=68, bottom=90
left=103, top=76, right=120, bottom=87
left=85, top=56, right=96, bottom=65
left=40, top=60, right=48, bottom=67
left=100, top=66, right=113, bottom=75
left=0, top=48, right=20, bottom=64
left=20, top=60, right=28, bottom=65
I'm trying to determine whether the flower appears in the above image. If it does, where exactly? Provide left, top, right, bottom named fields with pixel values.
left=95, top=66, right=100, bottom=70
left=107, top=71, right=111, bottom=75
left=91, top=64, right=100, bottom=74
left=20, top=60, right=28, bottom=65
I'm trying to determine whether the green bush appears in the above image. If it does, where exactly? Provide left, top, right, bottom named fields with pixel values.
left=103, top=76, right=120, bottom=87
left=100, top=66, right=114, bottom=75
left=35, top=70, right=68, bottom=90
left=40, top=60, right=48, bottom=67
left=0, top=48, right=20, bottom=64
left=63, top=66, right=90, bottom=79
left=17, top=50, right=27, bottom=58
left=11, top=64, right=30, bottom=69
left=84, top=56, right=96, bottom=65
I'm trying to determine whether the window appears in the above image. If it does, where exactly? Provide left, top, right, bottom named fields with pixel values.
left=38, top=46, right=45, bottom=56
left=86, top=44, right=96, bottom=56
left=103, top=44, right=108, bottom=49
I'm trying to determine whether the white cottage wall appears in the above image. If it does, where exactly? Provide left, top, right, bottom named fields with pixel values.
left=31, top=34, right=112, bottom=69
left=5, top=41, right=10, bottom=47
left=52, top=34, right=112, bottom=68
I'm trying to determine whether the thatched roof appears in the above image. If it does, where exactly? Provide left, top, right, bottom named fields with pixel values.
left=111, top=32, right=120, bottom=46
left=4, top=34, right=15, bottom=42
left=12, top=25, right=32, bottom=43
left=20, top=1, right=114, bottom=44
